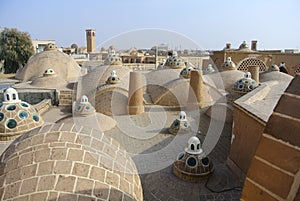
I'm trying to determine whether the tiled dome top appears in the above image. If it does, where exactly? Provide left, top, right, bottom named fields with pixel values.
left=222, top=57, right=236, bottom=70
left=0, top=88, right=43, bottom=140
left=173, top=136, right=214, bottom=181
left=106, top=70, right=121, bottom=84
left=164, top=52, right=186, bottom=69
left=233, top=72, right=259, bottom=93
left=180, top=67, right=194, bottom=79
left=73, top=95, right=96, bottom=116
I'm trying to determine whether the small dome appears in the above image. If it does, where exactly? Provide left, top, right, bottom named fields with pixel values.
left=106, top=70, right=121, bottom=84
left=173, top=136, right=214, bottom=181
left=180, top=67, right=194, bottom=79
left=269, top=64, right=280, bottom=72
left=164, top=53, right=186, bottom=69
left=222, top=57, right=236, bottom=70
left=0, top=88, right=43, bottom=140
left=203, top=64, right=215, bottom=74
left=185, top=136, right=202, bottom=154
left=3, top=88, right=20, bottom=103
left=74, top=95, right=96, bottom=116
left=178, top=111, right=187, bottom=121
left=80, top=95, right=89, bottom=104
left=239, top=41, right=249, bottom=50
left=169, top=111, right=190, bottom=134
left=44, top=43, right=58, bottom=51
left=43, top=68, right=56, bottom=77
left=233, top=72, right=259, bottom=93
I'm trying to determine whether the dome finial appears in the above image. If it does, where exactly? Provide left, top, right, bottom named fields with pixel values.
left=3, top=88, right=21, bottom=103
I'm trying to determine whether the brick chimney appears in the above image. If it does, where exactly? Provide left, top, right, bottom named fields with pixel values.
left=251, top=40, right=257, bottom=51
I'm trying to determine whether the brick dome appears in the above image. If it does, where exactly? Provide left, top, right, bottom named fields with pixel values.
left=0, top=122, right=143, bottom=201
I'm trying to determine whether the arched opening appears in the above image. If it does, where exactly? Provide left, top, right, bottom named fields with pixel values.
left=191, top=144, right=195, bottom=150
left=237, top=57, right=267, bottom=72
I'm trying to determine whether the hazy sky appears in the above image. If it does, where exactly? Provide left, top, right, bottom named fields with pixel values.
left=0, top=0, right=299, bottom=50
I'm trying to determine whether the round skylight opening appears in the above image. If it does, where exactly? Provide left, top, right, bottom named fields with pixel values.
left=18, top=110, right=29, bottom=119
left=33, top=114, right=40, bottom=122
left=6, top=119, right=17, bottom=129
left=186, top=156, right=197, bottom=168
left=6, top=105, right=16, bottom=111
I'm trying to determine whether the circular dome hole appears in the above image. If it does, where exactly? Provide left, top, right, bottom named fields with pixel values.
left=0, top=113, right=4, bottom=122
left=85, top=105, right=91, bottom=110
left=0, top=103, right=3, bottom=108
left=6, top=105, right=16, bottom=111
left=112, top=77, right=116, bottom=81
left=20, top=102, right=29, bottom=108
left=6, top=119, right=17, bottom=129
left=76, top=105, right=81, bottom=111
left=33, top=114, right=40, bottom=122
left=173, top=120, right=179, bottom=127
left=186, top=156, right=197, bottom=167
left=201, top=157, right=210, bottom=166
left=177, top=152, right=185, bottom=160
left=18, top=110, right=28, bottom=119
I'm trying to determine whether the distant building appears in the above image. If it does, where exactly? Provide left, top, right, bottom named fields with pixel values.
left=32, top=40, right=56, bottom=53
left=211, top=40, right=300, bottom=76
left=86, top=29, right=96, bottom=53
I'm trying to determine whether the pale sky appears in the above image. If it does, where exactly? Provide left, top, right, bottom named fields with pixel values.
left=0, top=0, right=299, bottom=50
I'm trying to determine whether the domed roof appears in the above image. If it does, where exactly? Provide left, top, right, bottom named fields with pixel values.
left=233, top=72, right=259, bottom=93
left=0, top=88, right=43, bottom=140
left=0, top=122, right=143, bottom=201
left=44, top=43, right=58, bottom=51
left=260, top=68, right=293, bottom=83
left=221, top=57, right=236, bottom=70
left=30, top=68, right=68, bottom=89
left=203, top=64, right=216, bottom=74
left=104, top=49, right=123, bottom=65
left=180, top=66, right=194, bottom=79
left=185, top=136, right=202, bottom=154
left=106, top=70, right=121, bottom=84
left=169, top=111, right=190, bottom=134
left=173, top=136, right=214, bottom=181
left=73, top=95, right=96, bottom=116
left=238, top=41, right=251, bottom=51
left=164, top=52, right=186, bottom=69
left=268, top=64, right=280, bottom=72
left=15, top=48, right=81, bottom=82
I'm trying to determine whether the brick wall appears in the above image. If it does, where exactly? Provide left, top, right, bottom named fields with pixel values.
left=241, top=74, right=300, bottom=201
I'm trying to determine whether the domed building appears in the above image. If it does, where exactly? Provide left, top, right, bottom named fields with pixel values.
left=78, top=64, right=131, bottom=116
left=180, top=66, right=194, bottom=79
left=260, top=64, right=293, bottom=83
left=0, top=122, right=143, bottom=201
left=169, top=111, right=190, bottom=134
left=72, top=95, right=116, bottom=131
left=0, top=88, right=43, bottom=141
left=30, top=68, right=68, bottom=89
left=106, top=70, right=121, bottom=84
left=15, top=43, right=82, bottom=82
left=233, top=72, right=259, bottom=93
left=203, top=64, right=216, bottom=74
left=221, top=57, right=236, bottom=71
left=104, top=48, right=123, bottom=65
left=238, top=40, right=252, bottom=52
left=173, top=136, right=214, bottom=182
left=164, top=51, right=186, bottom=69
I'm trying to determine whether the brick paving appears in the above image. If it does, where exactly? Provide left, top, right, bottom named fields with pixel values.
left=104, top=106, right=244, bottom=201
